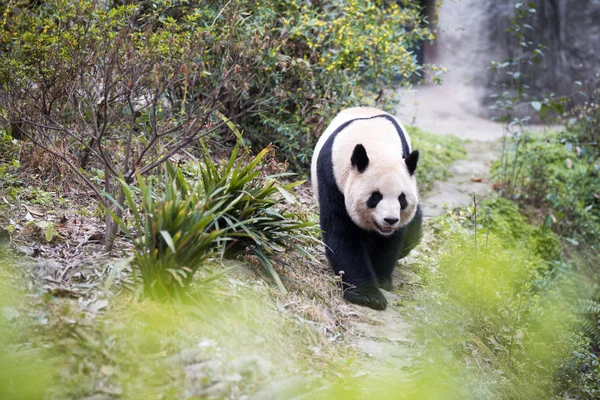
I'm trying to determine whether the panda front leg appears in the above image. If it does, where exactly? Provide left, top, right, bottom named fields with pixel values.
left=370, top=231, right=404, bottom=291
left=371, top=205, right=424, bottom=290
left=322, top=218, right=387, bottom=311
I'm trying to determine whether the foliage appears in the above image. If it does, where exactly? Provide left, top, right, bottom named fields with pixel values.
left=189, top=126, right=318, bottom=294
left=565, top=75, right=600, bottom=158
left=0, top=251, right=349, bottom=399
left=488, top=2, right=573, bottom=198
left=110, top=127, right=316, bottom=298
left=177, top=0, right=433, bottom=171
left=415, top=199, right=576, bottom=398
left=109, top=167, right=231, bottom=300
left=407, top=126, right=467, bottom=193
left=0, top=130, right=20, bottom=190
left=578, top=294, right=600, bottom=348
left=0, top=251, right=53, bottom=399
left=558, top=334, right=600, bottom=400
left=492, top=130, right=600, bottom=246
left=0, top=0, right=263, bottom=251
left=480, top=197, right=562, bottom=262
left=490, top=77, right=600, bottom=398
left=0, top=0, right=432, bottom=250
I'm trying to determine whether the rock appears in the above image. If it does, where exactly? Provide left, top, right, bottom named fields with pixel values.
left=164, top=347, right=206, bottom=366
left=250, top=376, right=313, bottom=400
left=427, top=0, right=600, bottom=118
left=231, top=355, right=272, bottom=379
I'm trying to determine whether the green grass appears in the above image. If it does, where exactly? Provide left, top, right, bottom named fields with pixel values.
left=0, top=247, right=354, bottom=399
left=405, top=199, right=580, bottom=398
left=406, top=126, right=467, bottom=193
left=492, top=126, right=600, bottom=398
left=0, top=251, right=54, bottom=399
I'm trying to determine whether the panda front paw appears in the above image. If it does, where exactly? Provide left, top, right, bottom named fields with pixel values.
left=344, top=283, right=388, bottom=310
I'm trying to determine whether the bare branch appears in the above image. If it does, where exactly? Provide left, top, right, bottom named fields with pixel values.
left=17, top=129, right=104, bottom=200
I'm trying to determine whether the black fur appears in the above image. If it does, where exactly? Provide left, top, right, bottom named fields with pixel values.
left=351, top=144, right=369, bottom=173
left=405, top=150, right=419, bottom=175
left=367, top=191, right=382, bottom=209
left=316, top=116, right=423, bottom=311
left=399, top=193, right=408, bottom=210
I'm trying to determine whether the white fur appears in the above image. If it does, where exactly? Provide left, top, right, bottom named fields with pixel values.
left=311, top=107, right=418, bottom=235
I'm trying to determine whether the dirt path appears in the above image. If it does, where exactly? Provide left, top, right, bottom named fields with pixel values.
left=348, top=83, right=505, bottom=371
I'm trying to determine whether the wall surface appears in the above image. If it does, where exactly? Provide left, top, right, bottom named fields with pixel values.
left=427, top=0, right=600, bottom=117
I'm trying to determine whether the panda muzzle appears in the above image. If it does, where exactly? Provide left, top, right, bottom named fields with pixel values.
left=375, top=221, right=396, bottom=234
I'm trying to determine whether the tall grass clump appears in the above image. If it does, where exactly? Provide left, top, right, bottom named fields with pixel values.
left=189, top=122, right=318, bottom=294
left=109, top=169, right=232, bottom=300
left=109, top=122, right=316, bottom=299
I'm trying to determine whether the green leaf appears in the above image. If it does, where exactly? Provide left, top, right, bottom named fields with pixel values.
left=160, top=230, right=177, bottom=253
left=45, top=223, right=54, bottom=243
left=539, top=104, right=549, bottom=121
left=104, top=257, right=133, bottom=292
left=530, top=101, right=542, bottom=112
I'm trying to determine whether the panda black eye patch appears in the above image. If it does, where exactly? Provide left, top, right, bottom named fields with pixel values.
left=399, top=193, right=408, bottom=210
left=367, top=191, right=383, bottom=208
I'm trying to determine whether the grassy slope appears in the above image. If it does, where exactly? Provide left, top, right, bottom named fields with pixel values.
left=407, top=126, right=467, bottom=193
left=403, top=199, right=575, bottom=399
left=0, top=127, right=468, bottom=399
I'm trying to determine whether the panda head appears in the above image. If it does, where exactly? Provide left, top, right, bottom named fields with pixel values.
left=344, top=144, right=419, bottom=236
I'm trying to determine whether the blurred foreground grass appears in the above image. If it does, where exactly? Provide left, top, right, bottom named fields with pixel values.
left=0, top=204, right=587, bottom=398
left=0, top=250, right=53, bottom=399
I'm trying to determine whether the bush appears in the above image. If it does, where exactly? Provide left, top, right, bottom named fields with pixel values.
left=110, top=128, right=317, bottom=299
left=0, top=0, right=432, bottom=249
left=110, top=168, right=231, bottom=300
left=231, top=0, right=433, bottom=170
left=492, top=130, right=600, bottom=246
left=0, top=130, right=20, bottom=191
left=0, top=1, right=244, bottom=251
left=191, top=137, right=318, bottom=294
left=420, top=200, right=575, bottom=398
left=489, top=83, right=600, bottom=396
left=480, top=197, right=562, bottom=262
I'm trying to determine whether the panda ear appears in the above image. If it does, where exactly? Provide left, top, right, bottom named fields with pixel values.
left=404, top=150, right=419, bottom=175
left=351, top=144, right=369, bottom=173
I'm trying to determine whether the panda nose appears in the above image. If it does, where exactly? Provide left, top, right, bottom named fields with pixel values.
left=384, top=217, right=399, bottom=225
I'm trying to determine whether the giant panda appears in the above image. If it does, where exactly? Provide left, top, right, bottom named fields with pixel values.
left=311, top=107, right=423, bottom=310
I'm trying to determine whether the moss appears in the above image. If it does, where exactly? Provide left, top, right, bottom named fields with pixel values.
left=492, top=130, right=600, bottom=246
left=482, top=197, right=562, bottom=262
